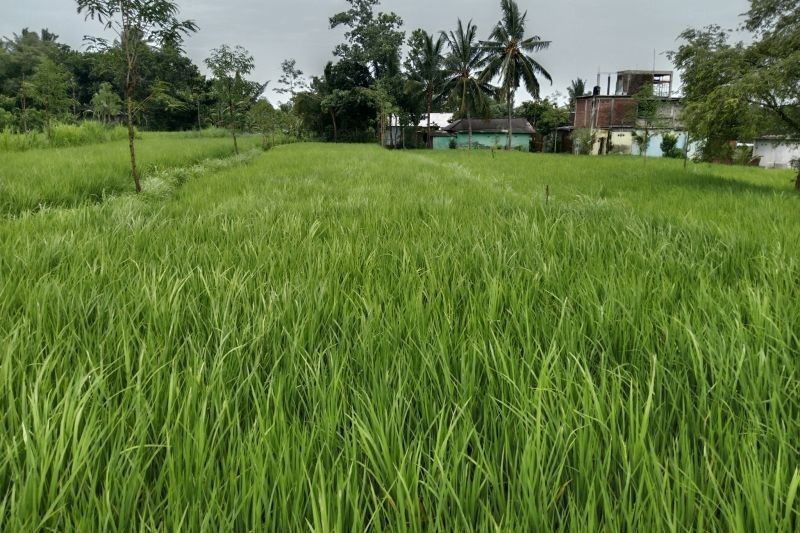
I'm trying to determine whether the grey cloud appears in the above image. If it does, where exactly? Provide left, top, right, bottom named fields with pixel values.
left=2, top=0, right=749, bottom=104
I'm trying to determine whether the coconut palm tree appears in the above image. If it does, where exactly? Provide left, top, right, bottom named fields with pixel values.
left=481, top=0, right=552, bottom=150
left=406, top=30, right=446, bottom=148
left=568, top=78, right=587, bottom=107
left=441, top=19, right=495, bottom=151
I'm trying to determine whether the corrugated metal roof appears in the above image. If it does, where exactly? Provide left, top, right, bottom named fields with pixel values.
left=442, top=118, right=535, bottom=134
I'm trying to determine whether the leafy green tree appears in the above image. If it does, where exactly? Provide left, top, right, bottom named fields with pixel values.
left=480, top=0, right=552, bottom=150
left=320, top=89, right=349, bottom=142
left=296, top=59, right=378, bottom=142
left=30, top=57, right=73, bottom=137
left=404, top=29, right=445, bottom=148
left=673, top=0, right=799, bottom=183
left=90, top=81, right=122, bottom=124
left=515, top=98, right=570, bottom=151
left=329, top=0, right=404, bottom=79
left=248, top=99, right=279, bottom=146
left=205, top=45, right=256, bottom=154
left=0, top=29, right=65, bottom=131
left=441, top=19, right=494, bottom=151
left=670, top=26, right=761, bottom=162
left=632, top=83, right=663, bottom=160
left=76, top=0, right=197, bottom=193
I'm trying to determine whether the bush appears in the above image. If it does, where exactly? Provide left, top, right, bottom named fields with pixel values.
left=660, top=132, right=683, bottom=158
left=572, top=128, right=593, bottom=155
left=732, top=145, right=754, bottom=166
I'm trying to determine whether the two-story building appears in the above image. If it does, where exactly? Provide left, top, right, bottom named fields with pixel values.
left=565, top=70, right=691, bottom=157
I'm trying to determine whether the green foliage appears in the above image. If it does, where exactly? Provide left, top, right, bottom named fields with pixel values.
left=90, top=82, right=122, bottom=124
left=732, top=144, right=755, bottom=166
left=480, top=0, right=552, bottom=149
left=0, top=132, right=258, bottom=214
left=441, top=20, right=494, bottom=127
left=329, top=0, right=405, bottom=79
left=672, top=1, right=800, bottom=170
left=404, top=29, right=445, bottom=143
left=568, top=78, right=587, bottom=107
left=0, top=121, right=129, bottom=152
left=29, top=57, right=73, bottom=133
left=660, top=132, right=683, bottom=158
left=205, top=44, right=259, bottom=153
left=0, top=144, right=798, bottom=529
left=573, top=128, right=593, bottom=154
left=516, top=98, right=570, bottom=137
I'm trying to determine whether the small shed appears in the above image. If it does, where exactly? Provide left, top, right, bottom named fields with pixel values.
left=753, top=137, right=800, bottom=169
left=434, top=118, right=535, bottom=151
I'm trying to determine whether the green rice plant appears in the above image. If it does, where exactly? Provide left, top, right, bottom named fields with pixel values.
left=0, top=132, right=261, bottom=216
left=0, top=144, right=797, bottom=530
left=0, top=121, right=133, bottom=152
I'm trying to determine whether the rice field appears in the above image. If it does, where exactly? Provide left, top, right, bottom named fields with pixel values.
left=1, top=143, right=798, bottom=530
left=0, top=132, right=259, bottom=216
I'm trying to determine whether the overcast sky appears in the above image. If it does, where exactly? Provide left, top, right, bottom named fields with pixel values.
left=3, top=0, right=750, bottom=104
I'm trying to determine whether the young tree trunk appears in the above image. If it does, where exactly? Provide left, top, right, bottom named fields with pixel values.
left=795, top=169, right=800, bottom=191
left=683, top=132, right=690, bottom=169
left=389, top=113, right=395, bottom=148
left=228, top=96, right=239, bottom=155
left=20, top=74, right=28, bottom=133
left=427, top=90, right=432, bottom=149
left=467, top=108, right=473, bottom=153
left=330, top=109, right=338, bottom=142
left=197, top=98, right=202, bottom=130
left=126, top=94, right=141, bottom=193
left=507, top=92, right=513, bottom=150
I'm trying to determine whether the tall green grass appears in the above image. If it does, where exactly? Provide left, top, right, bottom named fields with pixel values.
left=0, top=122, right=131, bottom=152
left=0, top=144, right=798, bottom=530
left=0, top=132, right=260, bottom=216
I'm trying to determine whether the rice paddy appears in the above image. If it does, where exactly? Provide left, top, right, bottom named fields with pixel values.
left=1, top=143, right=798, bottom=530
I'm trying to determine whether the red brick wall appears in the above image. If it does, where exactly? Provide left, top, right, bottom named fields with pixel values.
left=574, top=97, right=637, bottom=129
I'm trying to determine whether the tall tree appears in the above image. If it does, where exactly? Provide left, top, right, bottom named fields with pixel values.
left=329, top=0, right=404, bottom=80
left=631, top=83, right=663, bottom=162
left=673, top=0, right=799, bottom=185
left=404, top=29, right=445, bottom=148
left=76, top=0, right=197, bottom=193
left=275, top=59, right=308, bottom=101
left=481, top=0, right=552, bottom=150
left=441, top=19, right=494, bottom=151
left=29, top=57, right=73, bottom=138
left=205, top=44, right=256, bottom=155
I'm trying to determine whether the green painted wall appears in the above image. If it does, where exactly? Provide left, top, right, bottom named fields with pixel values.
left=433, top=133, right=531, bottom=151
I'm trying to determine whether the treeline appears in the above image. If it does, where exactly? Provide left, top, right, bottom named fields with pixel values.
left=293, top=0, right=564, bottom=148
left=0, top=28, right=213, bottom=132
left=0, top=0, right=568, bottom=152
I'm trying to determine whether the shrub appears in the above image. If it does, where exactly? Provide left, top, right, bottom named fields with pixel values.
left=732, top=145, right=754, bottom=166
left=572, top=128, right=593, bottom=155
left=660, top=132, right=683, bottom=158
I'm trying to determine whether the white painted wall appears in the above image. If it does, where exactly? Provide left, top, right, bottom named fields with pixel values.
left=754, top=140, right=800, bottom=169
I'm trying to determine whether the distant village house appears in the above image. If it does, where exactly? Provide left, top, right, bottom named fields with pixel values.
left=433, top=118, right=536, bottom=151
left=565, top=70, right=691, bottom=157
